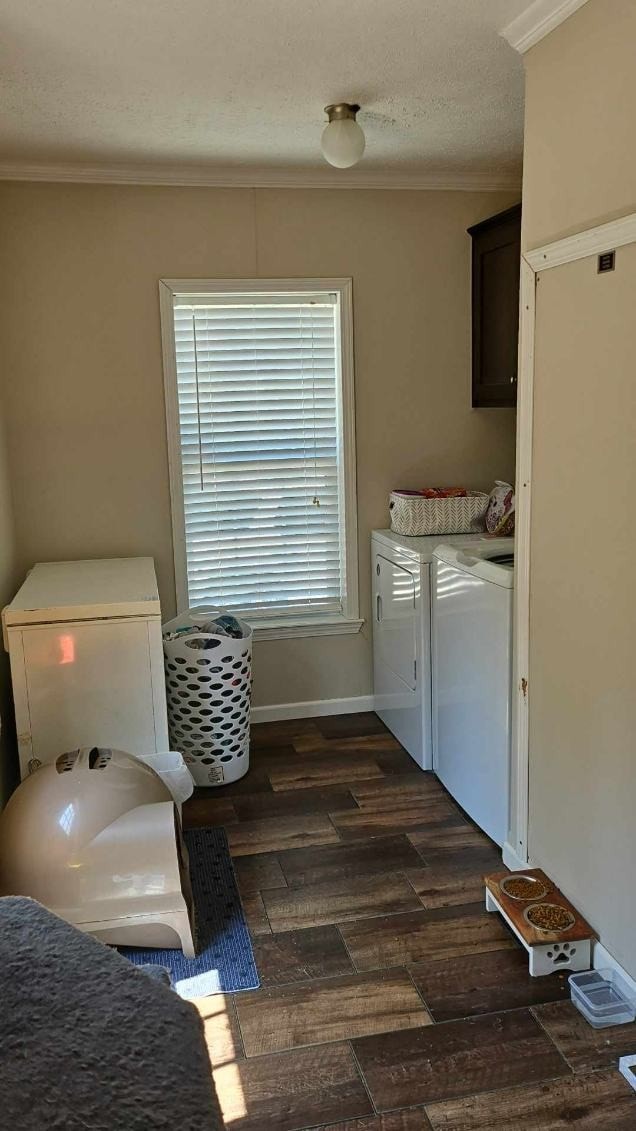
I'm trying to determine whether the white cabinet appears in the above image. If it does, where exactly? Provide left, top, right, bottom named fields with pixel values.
left=3, top=558, right=169, bottom=779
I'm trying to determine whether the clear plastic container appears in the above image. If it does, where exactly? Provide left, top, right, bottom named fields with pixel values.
left=569, top=969, right=636, bottom=1028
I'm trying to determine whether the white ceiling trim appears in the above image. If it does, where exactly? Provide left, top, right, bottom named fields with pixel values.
left=501, top=0, right=590, bottom=54
left=0, top=161, right=521, bottom=193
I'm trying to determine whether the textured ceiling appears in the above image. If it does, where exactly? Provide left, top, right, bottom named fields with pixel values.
left=0, top=0, right=531, bottom=183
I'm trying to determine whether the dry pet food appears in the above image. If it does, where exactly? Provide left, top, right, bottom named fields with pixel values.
left=500, top=875, right=548, bottom=901
left=525, top=903, right=575, bottom=932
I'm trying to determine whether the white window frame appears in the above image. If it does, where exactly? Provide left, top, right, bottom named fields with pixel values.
left=159, top=277, right=361, bottom=641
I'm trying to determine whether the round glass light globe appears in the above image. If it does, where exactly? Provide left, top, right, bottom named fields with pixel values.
left=321, top=118, right=365, bottom=169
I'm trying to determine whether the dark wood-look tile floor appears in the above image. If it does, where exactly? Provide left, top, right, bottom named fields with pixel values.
left=184, top=714, right=636, bottom=1131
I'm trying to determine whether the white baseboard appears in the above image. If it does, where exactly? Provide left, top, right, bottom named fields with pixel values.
left=502, top=841, right=533, bottom=871
left=592, top=940, right=636, bottom=997
left=250, top=695, right=375, bottom=724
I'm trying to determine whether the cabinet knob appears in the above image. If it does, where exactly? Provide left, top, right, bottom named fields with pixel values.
left=510, top=375, right=517, bottom=384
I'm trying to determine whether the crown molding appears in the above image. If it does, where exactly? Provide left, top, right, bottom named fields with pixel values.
left=0, top=161, right=521, bottom=193
left=501, top=0, right=590, bottom=54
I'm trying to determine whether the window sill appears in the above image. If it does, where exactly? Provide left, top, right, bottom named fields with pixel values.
left=249, top=616, right=364, bottom=641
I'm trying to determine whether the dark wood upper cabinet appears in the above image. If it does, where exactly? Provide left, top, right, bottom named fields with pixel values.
left=468, top=203, right=522, bottom=408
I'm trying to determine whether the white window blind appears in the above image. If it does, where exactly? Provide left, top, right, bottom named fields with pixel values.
left=169, top=289, right=349, bottom=619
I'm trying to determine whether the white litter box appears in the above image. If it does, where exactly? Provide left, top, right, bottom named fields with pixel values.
left=0, top=748, right=196, bottom=955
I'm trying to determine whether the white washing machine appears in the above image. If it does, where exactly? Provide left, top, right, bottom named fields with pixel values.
left=431, top=543, right=514, bottom=845
left=371, top=530, right=512, bottom=769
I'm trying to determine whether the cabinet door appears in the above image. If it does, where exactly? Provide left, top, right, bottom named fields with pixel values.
left=469, top=204, right=521, bottom=408
left=375, top=554, right=417, bottom=690
left=19, top=618, right=160, bottom=765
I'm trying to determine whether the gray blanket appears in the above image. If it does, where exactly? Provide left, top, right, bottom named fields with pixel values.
left=0, top=897, right=222, bottom=1130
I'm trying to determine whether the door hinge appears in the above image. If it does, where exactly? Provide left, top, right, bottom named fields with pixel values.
left=414, top=659, right=417, bottom=682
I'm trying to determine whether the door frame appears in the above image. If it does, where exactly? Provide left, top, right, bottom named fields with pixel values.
left=505, top=210, right=636, bottom=871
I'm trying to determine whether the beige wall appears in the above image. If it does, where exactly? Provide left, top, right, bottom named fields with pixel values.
left=522, top=0, right=636, bottom=248
left=0, top=393, right=18, bottom=804
left=0, top=182, right=516, bottom=708
left=523, top=0, right=636, bottom=974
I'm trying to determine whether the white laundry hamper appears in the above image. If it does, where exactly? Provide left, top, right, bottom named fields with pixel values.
left=163, top=609, right=252, bottom=787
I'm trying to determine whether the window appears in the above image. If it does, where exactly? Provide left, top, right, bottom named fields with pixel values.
left=160, top=278, right=360, bottom=639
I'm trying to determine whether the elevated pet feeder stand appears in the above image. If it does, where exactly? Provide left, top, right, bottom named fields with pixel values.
left=485, top=868, right=596, bottom=976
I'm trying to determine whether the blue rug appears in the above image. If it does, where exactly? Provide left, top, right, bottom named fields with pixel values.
left=119, top=825, right=260, bottom=1000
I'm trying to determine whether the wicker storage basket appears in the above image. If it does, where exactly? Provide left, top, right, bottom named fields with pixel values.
left=389, top=490, right=489, bottom=537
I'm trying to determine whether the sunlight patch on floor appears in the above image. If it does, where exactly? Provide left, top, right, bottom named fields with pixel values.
left=213, top=1062, right=247, bottom=1124
left=194, top=993, right=247, bottom=1123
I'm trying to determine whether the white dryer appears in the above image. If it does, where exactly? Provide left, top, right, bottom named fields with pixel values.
left=431, top=543, right=514, bottom=845
left=371, top=530, right=512, bottom=770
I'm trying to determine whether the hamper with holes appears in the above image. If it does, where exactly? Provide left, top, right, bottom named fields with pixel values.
left=162, top=609, right=252, bottom=787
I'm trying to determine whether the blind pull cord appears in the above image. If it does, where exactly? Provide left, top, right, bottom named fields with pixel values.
left=192, top=311, right=204, bottom=491
left=311, top=307, right=320, bottom=507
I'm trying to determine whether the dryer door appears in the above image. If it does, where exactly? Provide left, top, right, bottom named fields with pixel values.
left=375, top=554, right=417, bottom=690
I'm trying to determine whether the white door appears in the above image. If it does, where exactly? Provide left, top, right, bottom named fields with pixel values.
left=17, top=618, right=162, bottom=769
left=525, top=242, right=636, bottom=929
left=375, top=554, right=417, bottom=690
left=432, top=559, right=512, bottom=845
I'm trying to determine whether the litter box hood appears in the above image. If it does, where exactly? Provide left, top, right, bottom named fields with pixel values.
left=0, top=748, right=196, bottom=955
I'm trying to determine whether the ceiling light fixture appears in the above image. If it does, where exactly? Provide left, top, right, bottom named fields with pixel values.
left=321, top=103, right=365, bottom=169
